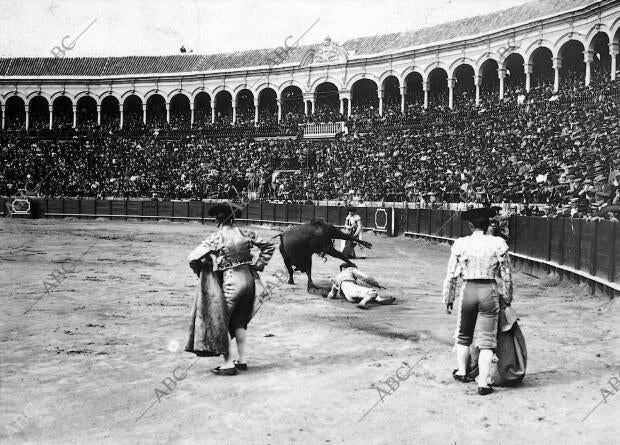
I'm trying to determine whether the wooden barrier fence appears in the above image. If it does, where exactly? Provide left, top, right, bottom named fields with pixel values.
left=397, top=208, right=619, bottom=296
left=6, top=198, right=393, bottom=235
left=2, top=198, right=617, bottom=295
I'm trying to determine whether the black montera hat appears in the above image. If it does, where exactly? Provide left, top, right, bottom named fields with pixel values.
left=340, top=262, right=357, bottom=271
left=208, top=203, right=243, bottom=222
left=462, top=207, right=498, bottom=222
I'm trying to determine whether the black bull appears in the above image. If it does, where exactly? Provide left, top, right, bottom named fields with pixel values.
left=279, top=220, right=372, bottom=291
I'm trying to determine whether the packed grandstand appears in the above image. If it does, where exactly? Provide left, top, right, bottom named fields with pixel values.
left=1, top=0, right=619, bottom=221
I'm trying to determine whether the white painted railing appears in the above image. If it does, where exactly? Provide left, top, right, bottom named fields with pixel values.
left=302, top=122, right=345, bottom=138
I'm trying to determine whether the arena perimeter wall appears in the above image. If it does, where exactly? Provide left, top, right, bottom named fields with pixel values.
left=2, top=198, right=618, bottom=297
left=398, top=208, right=620, bottom=297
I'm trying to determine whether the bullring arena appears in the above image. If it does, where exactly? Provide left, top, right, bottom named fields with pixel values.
left=1, top=1, right=620, bottom=444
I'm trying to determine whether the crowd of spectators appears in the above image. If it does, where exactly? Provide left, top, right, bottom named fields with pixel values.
left=1, top=66, right=619, bottom=221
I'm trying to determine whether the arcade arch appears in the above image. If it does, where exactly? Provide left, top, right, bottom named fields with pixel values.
left=4, top=96, right=26, bottom=129
left=146, top=94, right=166, bottom=127
left=76, top=96, right=97, bottom=128
left=453, top=64, right=475, bottom=107
left=382, top=75, right=401, bottom=116
left=214, top=90, right=233, bottom=124
left=52, top=96, right=73, bottom=129
left=351, top=78, right=378, bottom=117
left=101, top=96, right=120, bottom=128
left=404, top=72, right=424, bottom=113
left=558, top=40, right=586, bottom=88
left=428, top=67, right=448, bottom=107
left=236, top=89, right=254, bottom=125
left=194, top=92, right=212, bottom=126
left=258, top=88, right=278, bottom=124
left=280, top=85, right=304, bottom=122
left=314, top=82, right=339, bottom=117
left=170, top=93, right=190, bottom=129
left=123, top=95, right=143, bottom=129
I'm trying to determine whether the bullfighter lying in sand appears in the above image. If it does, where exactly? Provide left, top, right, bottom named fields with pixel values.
left=326, top=264, right=395, bottom=309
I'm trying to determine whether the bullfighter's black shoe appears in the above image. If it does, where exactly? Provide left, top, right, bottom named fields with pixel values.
left=478, top=386, right=494, bottom=395
left=452, top=369, right=474, bottom=383
left=211, top=366, right=238, bottom=376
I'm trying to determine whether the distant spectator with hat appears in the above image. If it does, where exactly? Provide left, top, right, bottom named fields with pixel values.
left=186, top=203, right=275, bottom=375
left=442, top=207, right=513, bottom=396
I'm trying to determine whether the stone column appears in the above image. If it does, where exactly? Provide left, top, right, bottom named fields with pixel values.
left=96, top=104, right=101, bottom=126
left=609, top=43, right=619, bottom=81
left=447, top=78, right=455, bottom=109
left=232, top=100, right=237, bottom=124
left=422, top=81, right=429, bottom=109
left=474, top=76, right=482, bottom=105
left=120, top=108, right=124, bottom=128
left=524, top=63, right=533, bottom=92
left=584, top=50, right=594, bottom=86
left=1, top=103, right=5, bottom=130
left=48, top=105, right=53, bottom=129
left=25, top=105, right=29, bottom=131
left=399, top=86, right=407, bottom=114
left=378, top=89, right=384, bottom=116
left=142, top=103, right=147, bottom=124
left=311, top=100, right=315, bottom=115
left=211, top=96, right=216, bottom=124
left=498, top=68, right=506, bottom=100
left=339, top=97, right=345, bottom=115
left=165, top=102, right=170, bottom=124
left=72, top=104, right=77, bottom=128
left=254, top=98, right=259, bottom=124
left=338, top=93, right=352, bottom=118
left=190, top=104, right=194, bottom=126
left=303, top=96, right=315, bottom=116
left=553, top=57, right=562, bottom=92
left=277, top=100, right=281, bottom=122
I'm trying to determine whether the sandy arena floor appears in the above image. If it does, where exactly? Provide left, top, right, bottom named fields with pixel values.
left=1, top=218, right=619, bottom=445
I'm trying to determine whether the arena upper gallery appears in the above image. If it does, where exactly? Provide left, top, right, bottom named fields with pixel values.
left=0, top=0, right=618, bottom=129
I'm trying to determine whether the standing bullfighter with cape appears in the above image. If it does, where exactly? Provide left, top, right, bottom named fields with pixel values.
left=342, top=207, right=363, bottom=259
left=185, top=203, right=274, bottom=375
left=442, top=207, right=513, bottom=395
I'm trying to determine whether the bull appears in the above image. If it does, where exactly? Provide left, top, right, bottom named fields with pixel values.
left=279, top=220, right=372, bottom=292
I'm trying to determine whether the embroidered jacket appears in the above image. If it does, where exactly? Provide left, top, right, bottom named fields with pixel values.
left=188, top=227, right=274, bottom=272
left=442, top=231, right=513, bottom=305
left=344, top=214, right=362, bottom=236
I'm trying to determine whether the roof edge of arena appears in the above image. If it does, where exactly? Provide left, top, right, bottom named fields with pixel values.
left=0, top=0, right=608, bottom=80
